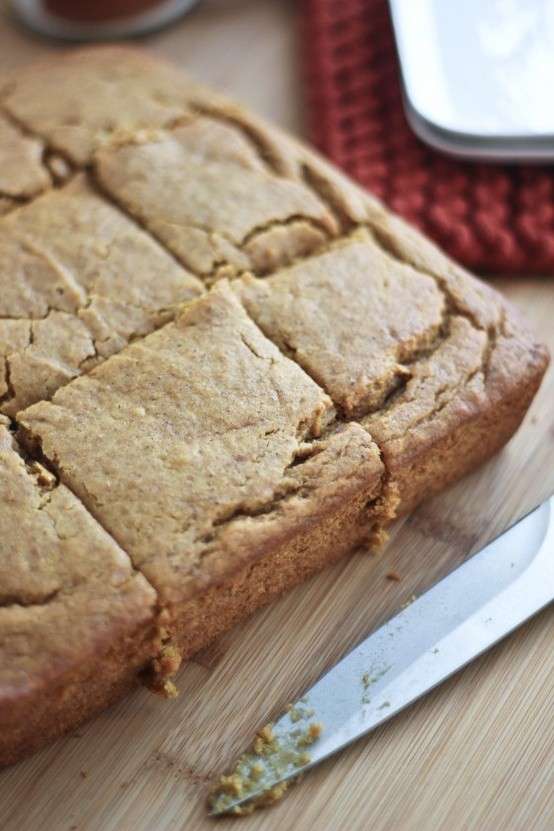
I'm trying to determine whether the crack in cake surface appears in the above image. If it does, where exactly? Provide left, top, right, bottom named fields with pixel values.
left=235, top=229, right=451, bottom=420
left=188, top=101, right=300, bottom=178
left=0, top=173, right=203, bottom=415
left=363, top=317, right=489, bottom=444
left=93, top=117, right=338, bottom=279
left=0, top=47, right=202, bottom=167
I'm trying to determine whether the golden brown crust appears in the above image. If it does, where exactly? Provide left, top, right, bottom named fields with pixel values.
left=173, top=482, right=377, bottom=661
left=363, top=311, right=548, bottom=513
left=0, top=426, right=159, bottom=767
left=0, top=46, right=548, bottom=767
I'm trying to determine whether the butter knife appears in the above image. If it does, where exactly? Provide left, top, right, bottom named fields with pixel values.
left=209, top=496, right=554, bottom=815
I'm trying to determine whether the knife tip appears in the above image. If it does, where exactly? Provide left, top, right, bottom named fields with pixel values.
left=206, top=716, right=324, bottom=817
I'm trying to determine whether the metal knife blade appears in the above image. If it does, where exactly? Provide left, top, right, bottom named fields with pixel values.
left=209, top=496, right=554, bottom=815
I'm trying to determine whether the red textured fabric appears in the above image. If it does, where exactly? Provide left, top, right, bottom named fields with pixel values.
left=301, top=0, right=554, bottom=274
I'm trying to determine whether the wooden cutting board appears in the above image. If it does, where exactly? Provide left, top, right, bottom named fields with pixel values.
left=0, top=3, right=552, bottom=829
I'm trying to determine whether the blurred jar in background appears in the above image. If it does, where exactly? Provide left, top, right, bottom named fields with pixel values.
left=11, top=0, right=199, bottom=39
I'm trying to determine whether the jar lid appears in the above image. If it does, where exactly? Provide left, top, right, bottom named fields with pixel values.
left=12, top=0, right=199, bottom=40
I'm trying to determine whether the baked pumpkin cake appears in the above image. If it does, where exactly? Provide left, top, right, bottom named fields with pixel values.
left=0, top=47, right=548, bottom=766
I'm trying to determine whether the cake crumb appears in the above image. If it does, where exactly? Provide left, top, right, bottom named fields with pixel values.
left=157, top=644, right=182, bottom=677
left=161, top=679, right=179, bottom=698
left=253, top=723, right=275, bottom=755
left=296, top=722, right=323, bottom=747
left=386, top=570, right=401, bottom=582
left=143, top=641, right=182, bottom=697
left=250, top=762, right=264, bottom=781
left=208, top=718, right=323, bottom=816
left=287, top=702, right=315, bottom=722
left=218, top=774, right=243, bottom=797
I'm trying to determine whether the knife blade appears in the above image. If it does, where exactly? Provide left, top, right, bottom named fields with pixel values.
left=209, top=496, right=554, bottom=815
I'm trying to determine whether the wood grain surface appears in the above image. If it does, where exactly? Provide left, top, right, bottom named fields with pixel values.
left=0, top=2, right=552, bottom=829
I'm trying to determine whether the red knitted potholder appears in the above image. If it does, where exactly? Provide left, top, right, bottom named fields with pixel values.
left=301, top=0, right=554, bottom=274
